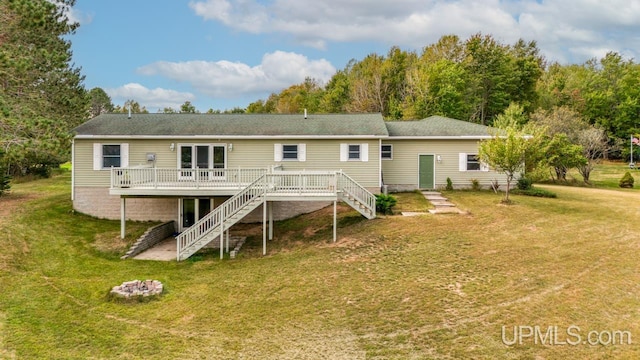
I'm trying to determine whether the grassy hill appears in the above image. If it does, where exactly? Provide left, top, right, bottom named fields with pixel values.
left=1, top=166, right=639, bottom=359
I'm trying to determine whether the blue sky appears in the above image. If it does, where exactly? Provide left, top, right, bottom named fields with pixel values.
left=69, top=0, right=640, bottom=113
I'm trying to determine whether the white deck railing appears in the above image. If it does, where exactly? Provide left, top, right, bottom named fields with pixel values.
left=265, top=171, right=337, bottom=194
left=110, top=167, right=267, bottom=189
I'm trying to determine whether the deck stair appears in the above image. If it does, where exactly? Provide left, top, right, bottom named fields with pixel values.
left=176, top=171, right=376, bottom=260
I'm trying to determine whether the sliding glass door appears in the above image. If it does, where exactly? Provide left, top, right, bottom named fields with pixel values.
left=181, top=198, right=213, bottom=230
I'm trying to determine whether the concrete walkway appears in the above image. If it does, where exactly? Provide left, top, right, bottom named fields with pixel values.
left=401, top=191, right=465, bottom=216
left=133, top=236, right=246, bottom=261
left=422, top=191, right=465, bottom=214
left=133, top=237, right=177, bottom=261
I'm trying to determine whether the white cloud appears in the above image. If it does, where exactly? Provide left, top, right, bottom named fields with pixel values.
left=105, top=83, right=196, bottom=111
left=189, top=0, right=640, bottom=63
left=137, top=51, right=336, bottom=98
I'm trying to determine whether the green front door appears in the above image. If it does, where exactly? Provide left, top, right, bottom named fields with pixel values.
left=419, top=155, right=435, bottom=189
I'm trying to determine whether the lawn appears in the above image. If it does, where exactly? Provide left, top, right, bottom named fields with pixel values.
left=1, top=168, right=640, bottom=359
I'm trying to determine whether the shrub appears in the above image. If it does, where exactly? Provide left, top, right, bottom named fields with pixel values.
left=619, top=171, right=635, bottom=188
left=511, top=187, right=557, bottom=198
left=445, top=177, right=453, bottom=191
left=375, top=194, right=397, bottom=215
left=470, top=179, right=481, bottom=191
left=516, top=176, right=533, bottom=190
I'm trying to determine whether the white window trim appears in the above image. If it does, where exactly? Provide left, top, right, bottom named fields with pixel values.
left=93, top=143, right=128, bottom=170
left=340, top=143, right=368, bottom=162
left=274, top=143, right=306, bottom=162
left=459, top=153, right=488, bottom=172
left=178, top=143, right=227, bottom=170
left=381, top=144, right=393, bottom=160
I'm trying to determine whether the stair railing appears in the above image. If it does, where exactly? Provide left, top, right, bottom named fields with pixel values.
left=337, top=171, right=376, bottom=217
left=176, top=174, right=266, bottom=260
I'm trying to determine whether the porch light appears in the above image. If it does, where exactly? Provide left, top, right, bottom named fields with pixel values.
left=170, top=143, right=175, bottom=151
left=436, top=155, right=442, bottom=163
left=228, top=143, right=233, bottom=151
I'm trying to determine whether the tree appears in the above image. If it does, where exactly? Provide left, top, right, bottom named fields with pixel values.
left=88, top=87, right=113, bottom=118
left=544, top=134, right=587, bottom=181
left=464, top=34, right=515, bottom=125
left=180, top=101, right=197, bottom=113
left=320, top=70, right=350, bottom=113
left=478, top=123, right=527, bottom=203
left=576, top=127, right=609, bottom=183
left=0, top=0, right=88, bottom=176
left=115, top=100, right=148, bottom=114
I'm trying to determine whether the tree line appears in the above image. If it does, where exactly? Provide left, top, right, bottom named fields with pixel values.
left=247, top=34, right=640, bottom=161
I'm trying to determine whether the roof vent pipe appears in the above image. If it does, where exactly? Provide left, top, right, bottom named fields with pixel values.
left=128, top=103, right=132, bottom=119
left=304, top=108, right=307, bottom=119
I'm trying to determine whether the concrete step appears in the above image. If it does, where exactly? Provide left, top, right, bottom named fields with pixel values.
left=430, top=200, right=456, bottom=207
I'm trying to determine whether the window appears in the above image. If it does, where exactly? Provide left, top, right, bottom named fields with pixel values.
left=348, top=145, right=361, bottom=160
left=340, top=143, right=369, bottom=162
left=381, top=144, right=393, bottom=160
left=102, top=145, right=121, bottom=167
left=282, top=145, right=299, bottom=160
left=459, top=153, right=487, bottom=171
left=94, top=143, right=128, bottom=170
left=466, top=154, right=481, bottom=171
left=274, top=143, right=306, bottom=162
left=178, top=144, right=226, bottom=178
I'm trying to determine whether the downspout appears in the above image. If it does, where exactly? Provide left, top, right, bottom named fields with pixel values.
left=378, top=138, right=382, bottom=189
left=71, top=138, right=75, bottom=201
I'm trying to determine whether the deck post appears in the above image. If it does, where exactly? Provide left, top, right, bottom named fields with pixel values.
left=120, top=197, right=126, bottom=239
left=333, top=200, right=337, bottom=242
left=268, top=201, right=273, bottom=240
left=263, top=201, right=267, bottom=255
left=220, top=207, right=224, bottom=260
left=225, top=229, right=229, bottom=253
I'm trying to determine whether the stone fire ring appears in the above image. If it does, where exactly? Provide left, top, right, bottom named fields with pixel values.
left=110, top=279, right=163, bottom=300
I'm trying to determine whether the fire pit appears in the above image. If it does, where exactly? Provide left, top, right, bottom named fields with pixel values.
left=109, top=280, right=163, bottom=301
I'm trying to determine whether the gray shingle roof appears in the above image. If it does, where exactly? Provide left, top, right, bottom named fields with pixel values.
left=74, top=113, right=389, bottom=137
left=385, top=115, right=493, bottom=137
left=74, top=113, right=495, bottom=138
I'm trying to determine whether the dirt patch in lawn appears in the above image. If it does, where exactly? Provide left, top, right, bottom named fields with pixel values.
left=92, top=231, right=131, bottom=254
left=0, top=193, right=38, bottom=226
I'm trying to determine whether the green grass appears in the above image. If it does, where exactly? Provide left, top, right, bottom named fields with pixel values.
left=2, top=167, right=640, bottom=359
left=391, top=191, right=433, bottom=213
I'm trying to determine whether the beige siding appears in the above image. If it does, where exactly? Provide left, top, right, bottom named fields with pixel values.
left=382, top=140, right=509, bottom=190
left=74, top=139, right=177, bottom=187
left=229, top=139, right=380, bottom=188
left=74, top=138, right=381, bottom=189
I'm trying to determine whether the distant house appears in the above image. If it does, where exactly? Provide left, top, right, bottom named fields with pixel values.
left=72, top=113, right=505, bottom=260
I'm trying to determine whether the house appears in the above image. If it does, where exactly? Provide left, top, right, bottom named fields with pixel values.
left=71, top=113, right=506, bottom=260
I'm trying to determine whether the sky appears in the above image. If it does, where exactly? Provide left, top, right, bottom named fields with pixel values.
left=68, top=0, right=640, bottom=113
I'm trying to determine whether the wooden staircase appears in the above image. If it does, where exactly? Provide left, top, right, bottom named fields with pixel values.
left=338, top=172, right=376, bottom=219
left=176, top=171, right=376, bottom=261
